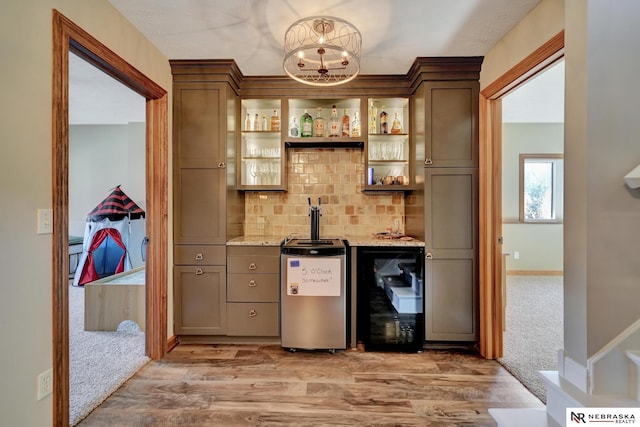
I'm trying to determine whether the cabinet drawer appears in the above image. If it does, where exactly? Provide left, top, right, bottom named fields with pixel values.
left=174, top=245, right=226, bottom=266
left=227, top=273, right=280, bottom=302
left=227, top=254, right=279, bottom=274
left=227, top=303, right=279, bottom=336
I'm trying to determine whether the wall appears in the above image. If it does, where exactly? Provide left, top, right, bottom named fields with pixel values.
left=0, top=2, right=171, bottom=426
left=244, top=148, right=404, bottom=238
left=502, top=123, right=563, bottom=272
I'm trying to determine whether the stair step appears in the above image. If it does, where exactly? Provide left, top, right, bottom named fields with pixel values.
left=488, top=408, right=555, bottom=427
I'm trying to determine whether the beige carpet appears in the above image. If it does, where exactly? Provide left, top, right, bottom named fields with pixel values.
left=498, top=275, right=563, bottom=403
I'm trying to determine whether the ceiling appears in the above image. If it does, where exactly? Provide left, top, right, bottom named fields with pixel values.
left=70, top=0, right=548, bottom=125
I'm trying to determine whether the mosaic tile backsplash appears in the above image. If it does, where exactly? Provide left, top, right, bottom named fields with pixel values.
left=244, top=148, right=405, bottom=238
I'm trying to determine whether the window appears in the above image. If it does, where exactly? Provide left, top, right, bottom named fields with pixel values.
left=519, top=154, right=563, bottom=223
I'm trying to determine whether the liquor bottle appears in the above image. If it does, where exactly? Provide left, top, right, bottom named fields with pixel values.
left=351, top=111, right=361, bottom=137
left=368, top=101, right=377, bottom=134
left=379, top=106, right=388, bottom=134
left=253, top=113, right=260, bottom=131
left=289, top=117, right=299, bottom=137
left=270, top=109, right=280, bottom=132
left=341, top=108, right=350, bottom=137
left=261, top=114, right=268, bottom=132
left=244, top=113, right=251, bottom=131
left=390, top=112, right=402, bottom=134
left=329, top=105, right=340, bottom=137
left=314, top=107, right=325, bottom=137
left=300, top=109, right=313, bottom=137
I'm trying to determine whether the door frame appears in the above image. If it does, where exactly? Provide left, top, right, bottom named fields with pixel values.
left=52, top=10, right=168, bottom=426
left=478, top=31, right=564, bottom=359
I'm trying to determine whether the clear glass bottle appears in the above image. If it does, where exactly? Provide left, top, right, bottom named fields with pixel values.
left=329, top=105, right=340, bottom=137
left=253, top=113, right=260, bottom=131
left=379, top=106, right=388, bottom=134
left=391, top=112, right=402, bottom=134
left=314, top=106, right=325, bottom=137
left=341, top=108, right=350, bottom=137
left=244, top=113, right=251, bottom=131
left=351, top=111, right=361, bottom=137
left=270, top=109, right=280, bottom=132
left=261, top=114, right=268, bottom=132
left=368, top=101, right=377, bottom=134
left=289, top=117, right=299, bottom=137
left=300, top=109, right=313, bottom=137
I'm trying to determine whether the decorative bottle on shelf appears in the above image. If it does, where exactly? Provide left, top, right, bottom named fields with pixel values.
left=314, top=107, right=325, bottom=137
left=329, top=105, right=340, bottom=137
left=244, top=113, right=251, bottom=131
left=261, top=114, right=268, bottom=132
left=368, top=101, right=377, bottom=134
left=300, top=109, right=313, bottom=137
left=289, top=117, right=299, bottom=137
left=379, top=106, right=388, bottom=134
left=253, top=113, right=260, bottom=131
left=270, top=109, right=280, bottom=132
left=351, top=111, right=361, bottom=137
left=391, top=112, right=402, bottom=134
left=341, top=108, right=350, bottom=137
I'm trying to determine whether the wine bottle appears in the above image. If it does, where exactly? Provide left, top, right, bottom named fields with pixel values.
left=379, top=107, right=388, bottom=134
left=390, top=112, right=402, bottom=134
left=270, top=109, right=280, bottom=132
left=341, top=108, right=350, bottom=137
left=329, top=105, right=340, bottom=137
left=314, top=107, right=325, bottom=137
left=300, top=110, right=313, bottom=137
left=351, top=111, right=361, bottom=137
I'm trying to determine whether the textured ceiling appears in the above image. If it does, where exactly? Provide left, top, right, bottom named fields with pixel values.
left=70, top=0, right=550, bottom=125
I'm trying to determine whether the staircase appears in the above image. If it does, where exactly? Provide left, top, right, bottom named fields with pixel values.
left=490, top=320, right=640, bottom=426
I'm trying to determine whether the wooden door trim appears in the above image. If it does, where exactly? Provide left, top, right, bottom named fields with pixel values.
left=52, top=10, right=168, bottom=426
left=478, top=31, right=564, bottom=359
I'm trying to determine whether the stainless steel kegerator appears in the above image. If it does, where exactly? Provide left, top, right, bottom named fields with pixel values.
left=280, top=238, right=347, bottom=353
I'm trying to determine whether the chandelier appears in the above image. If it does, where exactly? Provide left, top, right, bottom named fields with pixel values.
left=283, top=16, right=362, bottom=86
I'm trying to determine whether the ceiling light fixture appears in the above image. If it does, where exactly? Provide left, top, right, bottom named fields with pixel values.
left=283, top=16, right=361, bottom=86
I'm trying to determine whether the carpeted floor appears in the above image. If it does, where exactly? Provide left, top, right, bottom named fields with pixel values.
left=498, top=275, right=563, bottom=403
left=68, top=284, right=149, bottom=426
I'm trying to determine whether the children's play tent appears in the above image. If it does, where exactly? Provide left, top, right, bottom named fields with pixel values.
left=73, top=186, right=145, bottom=286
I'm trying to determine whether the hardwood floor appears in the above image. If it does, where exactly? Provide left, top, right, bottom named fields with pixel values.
left=77, top=344, right=543, bottom=426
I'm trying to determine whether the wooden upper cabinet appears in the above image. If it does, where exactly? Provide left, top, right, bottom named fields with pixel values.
left=421, top=81, right=479, bottom=168
left=174, top=83, right=228, bottom=169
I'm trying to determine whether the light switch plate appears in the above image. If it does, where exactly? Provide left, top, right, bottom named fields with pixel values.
left=37, top=209, right=53, bottom=234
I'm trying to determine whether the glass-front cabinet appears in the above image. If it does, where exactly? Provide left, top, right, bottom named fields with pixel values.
left=365, top=98, right=410, bottom=191
left=239, top=99, right=284, bottom=190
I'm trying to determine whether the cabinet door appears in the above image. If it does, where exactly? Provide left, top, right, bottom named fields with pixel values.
left=174, top=265, right=227, bottom=335
left=424, top=168, right=478, bottom=341
left=174, top=84, right=227, bottom=168
left=422, top=81, right=479, bottom=168
left=174, top=168, right=226, bottom=245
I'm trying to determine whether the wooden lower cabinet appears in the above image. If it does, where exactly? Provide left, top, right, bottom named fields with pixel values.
left=173, top=264, right=226, bottom=335
left=227, top=246, right=280, bottom=338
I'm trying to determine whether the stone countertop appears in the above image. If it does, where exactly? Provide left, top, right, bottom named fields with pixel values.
left=227, top=235, right=425, bottom=247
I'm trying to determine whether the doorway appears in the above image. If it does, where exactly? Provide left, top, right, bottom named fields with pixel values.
left=52, top=10, right=168, bottom=427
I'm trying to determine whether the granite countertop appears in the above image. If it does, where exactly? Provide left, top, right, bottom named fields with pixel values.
left=227, top=235, right=425, bottom=247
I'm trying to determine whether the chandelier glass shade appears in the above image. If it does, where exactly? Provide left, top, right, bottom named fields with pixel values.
left=283, top=16, right=362, bottom=86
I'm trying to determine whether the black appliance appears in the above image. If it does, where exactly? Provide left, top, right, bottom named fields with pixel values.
left=357, top=246, right=425, bottom=352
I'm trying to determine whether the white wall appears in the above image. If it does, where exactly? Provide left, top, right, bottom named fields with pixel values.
left=0, top=2, right=171, bottom=426
left=502, top=123, right=563, bottom=272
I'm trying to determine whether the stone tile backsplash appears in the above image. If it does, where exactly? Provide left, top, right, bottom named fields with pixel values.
left=244, top=148, right=404, bottom=238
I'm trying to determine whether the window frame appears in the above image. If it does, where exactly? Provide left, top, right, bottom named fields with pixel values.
left=519, top=153, right=564, bottom=223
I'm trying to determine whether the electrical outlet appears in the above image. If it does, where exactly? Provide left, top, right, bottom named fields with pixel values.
left=37, top=369, right=53, bottom=400
left=514, top=251, right=520, bottom=260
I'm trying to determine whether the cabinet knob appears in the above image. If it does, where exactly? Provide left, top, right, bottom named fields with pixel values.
left=249, top=309, right=257, bottom=317
left=424, top=158, right=433, bottom=166
left=195, top=268, right=204, bottom=275
left=249, top=262, right=257, bottom=270
left=195, top=253, right=204, bottom=261
left=248, top=279, right=257, bottom=287
left=425, top=253, right=433, bottom=260
left=217, top=161, right=226, bottom=169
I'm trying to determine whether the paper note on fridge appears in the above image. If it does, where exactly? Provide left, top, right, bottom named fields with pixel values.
left=287, top=257, right=341, bottom=296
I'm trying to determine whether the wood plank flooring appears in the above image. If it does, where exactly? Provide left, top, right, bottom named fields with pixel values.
left=77, top=344, right=544, bottom=426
